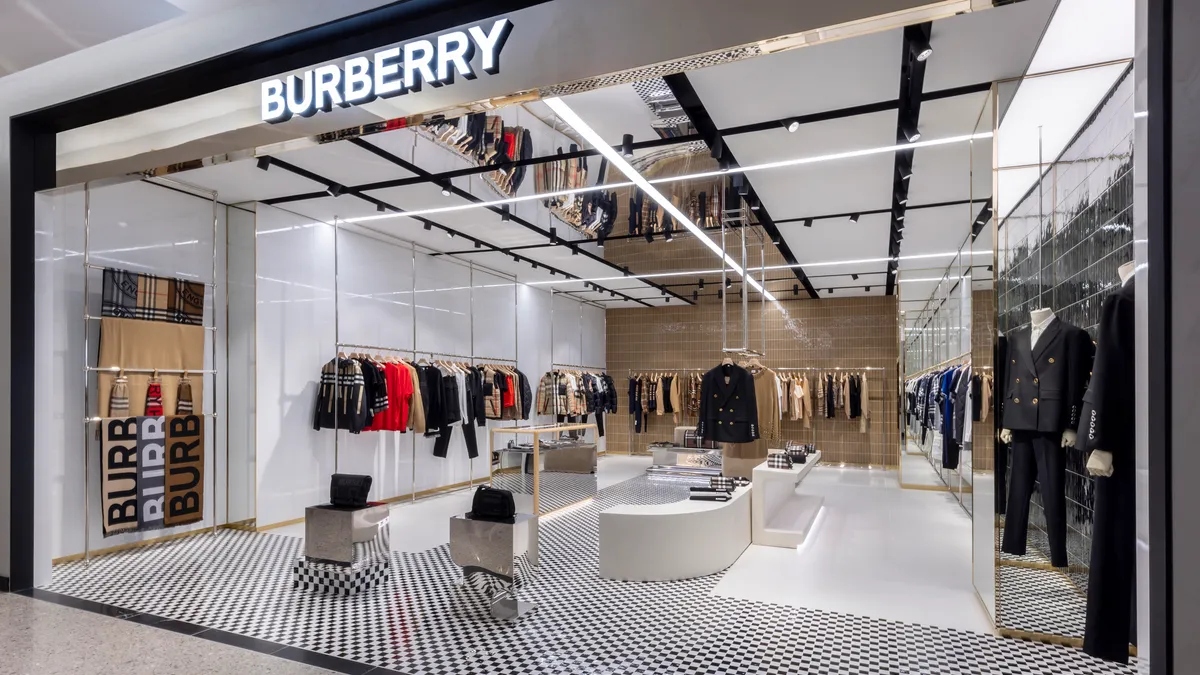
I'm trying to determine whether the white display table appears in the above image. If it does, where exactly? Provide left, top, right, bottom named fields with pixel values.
left=751, top=452, right=823, bottom=548
left=598, top=486, right=751, bottom=581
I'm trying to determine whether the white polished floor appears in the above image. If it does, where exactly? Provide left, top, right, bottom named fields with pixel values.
left=900, top=447, right=947, bottom=487
left=271, top=454, right=653, bottom=553
left=713, top=465, right=994, bottom=635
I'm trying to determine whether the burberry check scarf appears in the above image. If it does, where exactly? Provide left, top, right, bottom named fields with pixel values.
left=102, top=268, right=204, bottom=325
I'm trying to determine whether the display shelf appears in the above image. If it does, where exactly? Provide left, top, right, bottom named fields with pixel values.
left=751, top=451, right=823, bottom=548
left=489, top=423, right=598, bottom=514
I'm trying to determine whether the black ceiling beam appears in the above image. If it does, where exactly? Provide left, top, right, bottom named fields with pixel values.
left=886, top=22, right=933, bottom=296
left=259, top=80, right=994, bottom=209
left=344, top=137, right=692, bottom=306
left=430, top=219, right=760, bottom=256
left=263, top=155, right=652, bottom=308
left=663, top=72, right=820, bottom=299
left=773, top=197, right=980, bottom=225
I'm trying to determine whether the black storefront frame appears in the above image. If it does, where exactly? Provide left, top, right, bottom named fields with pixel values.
left=7, top=0, right=553, bottom=593
left=5, top=2, right=1180, bottom=673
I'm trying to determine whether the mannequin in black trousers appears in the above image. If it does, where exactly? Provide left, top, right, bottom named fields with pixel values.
left=1001, top=431, right=1068, bottom=567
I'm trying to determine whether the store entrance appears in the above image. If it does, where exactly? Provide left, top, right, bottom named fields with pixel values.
left=29, top=2, right=1137, bottom=673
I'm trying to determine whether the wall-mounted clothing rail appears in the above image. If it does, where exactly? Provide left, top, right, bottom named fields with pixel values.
left=776, top=367, right=887, bottom=371
left=85, top=315, right=217, bottom=331
left=86, top=366, right=217, bottom=375
left=418, top=350, right=477, bottom=361
left=474, top=356, right=518, bottom=363
left=905, top=351, right=972, bottom=380
left=552, top=363, right=606, bottom=370
left=337, top=342, right=415, bottom=354
left=84, top=263, right=218, bottom=287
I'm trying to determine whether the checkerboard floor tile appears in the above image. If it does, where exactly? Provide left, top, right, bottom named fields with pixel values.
left=491, top=471, right=597, bottom=513
left=45, top=475, right=1134, bottom=675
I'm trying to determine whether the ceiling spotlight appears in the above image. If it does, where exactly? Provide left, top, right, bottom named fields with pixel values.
left=852, top=274, right=859, bottom=280
left=717, top=289, right=724, bottom=300
left=750, top=197, right=761, bottom=211
left=377, top=203, right=386, bottom=213
left=699, top=279, right=705, bottom=289
left=710, top=135, right=724, bottom=162
left=447, top=231, right=454, bottom=239
left=327, top=183, right=344, bottom=198
left=440, top=181, right=452, bottom=197
left=895, top=191, right=908, bottom=206
left=665, top=297, right=670, bottom=303
left=475, top=241, right=482, bottom=249
left=865, top=286, right=871, bottom=292
left=502, top=205, right=511, bottom=221
left=423, top=222, right=433, bottom=231
left=665, top=230, right=673, bottom=241
left=550, top=270, right=555, bottom=276
left=621, top=133, right=635, bottom=159
left=891, top=269, right=898, bottom=275
left=901, top=121, right=921, bottom=143
left=513, top=255, right=520, bottom=262
left=731, top=173, right=747, bottom=196
left=661, top=289, right=667, bottom=296
left=893, top=205, right=906, bottom=222
left=549, top=226, right=557, bottom=242
left=849, top=213, right=860, bottom=223
left=772, top=239, right=780, bottom=245
left=827, top=288, right=834, bottom=294
left=987, top=265, right=994, bottom=272
left=623, top=267, right=631, bottom=277
left=792, top=284, right=799, bottom=296
left=912, top=36, right=933, bottom=62
left=725, top=278, right=733, bottom=288
left=693, top=291, right=699, bottom=301
left=803, top=218, right=813, bottom=228
left=898, top=167, right=913, bottom=181
left=785, top=119, right=801, bottom=133
left=256, top=156, right=272, bottom=171
left=532, top=262, right=538, bottom=270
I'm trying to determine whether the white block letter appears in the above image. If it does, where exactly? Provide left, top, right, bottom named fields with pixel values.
left=436, top=31, right=475, bottom=84
left=469, top=19, right=513, bottom=75
left=344, top=56, right=374, bottom=103
left=313, top=64, right=344, bottom=112
left=404, top=39, right=437, bottom=92
left=286, top=71, right=315, bottom=118
left=374, top=47, right=403, bottom=98
left=261, top=79, right=289, bottom=123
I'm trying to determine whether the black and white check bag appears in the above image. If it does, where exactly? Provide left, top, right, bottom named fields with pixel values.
left=710, top=476, right=735, bottom=492
left=767, top=452, right=794, bottom=469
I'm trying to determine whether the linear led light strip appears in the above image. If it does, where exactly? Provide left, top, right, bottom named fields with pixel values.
left=524, top=251, right=993, bottom=286
left=543, top=96, right=774, bottom=300
left=339, top=127, right=994, bottom=226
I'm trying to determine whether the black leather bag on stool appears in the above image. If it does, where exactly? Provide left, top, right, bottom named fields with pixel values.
left=469, top=485, right=516, bottom=522
left=330, top=474, right=372, bottom=508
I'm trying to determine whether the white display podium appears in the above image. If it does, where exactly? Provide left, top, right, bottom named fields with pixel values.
left=751, top=452, right=823, bottom=548
left=598, top=486, right=751, bottom=581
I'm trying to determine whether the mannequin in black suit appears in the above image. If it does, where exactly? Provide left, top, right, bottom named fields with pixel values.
left=1080, top=261, right=1137, bottom=664
left=999, top=307, right=1094, bottom=567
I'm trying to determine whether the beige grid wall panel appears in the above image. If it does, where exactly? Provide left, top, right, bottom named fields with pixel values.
left=972, top=289, right=995, bottom=472
left=605, top=295, right=899, bottom=467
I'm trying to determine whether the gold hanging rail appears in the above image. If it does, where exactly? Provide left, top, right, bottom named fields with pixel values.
left=905, top=351, right=972, bottom=380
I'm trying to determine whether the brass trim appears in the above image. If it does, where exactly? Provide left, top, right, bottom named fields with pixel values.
left=256, top=516, right=305, bottom=532
left=899, top=482, right=949, bottom=492
left=997, top=628, right=1083, bottom=648
left=53, top=526, right=221, bottom=564
left=999, top=559, right=1089, bottom=574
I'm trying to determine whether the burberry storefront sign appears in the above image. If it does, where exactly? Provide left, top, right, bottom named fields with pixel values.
left=261, top=18, right=513, bottom=123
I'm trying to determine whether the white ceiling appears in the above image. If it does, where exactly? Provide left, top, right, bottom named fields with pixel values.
left=0, top=0, right=185, bottom=77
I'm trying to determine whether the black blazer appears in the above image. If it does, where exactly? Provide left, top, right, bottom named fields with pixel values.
left=1001, top=318, right=1094, bottom=433
left=696, top=364, right=760, bottom=444
left=1078, top=280, right=1135, bottom=455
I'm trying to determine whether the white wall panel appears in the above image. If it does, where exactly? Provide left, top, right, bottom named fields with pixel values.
left=255, top=204, right=336, bottom=528
left=226, top=205, right=256, bottom=525
left=552, top=294, right=583, bottom=368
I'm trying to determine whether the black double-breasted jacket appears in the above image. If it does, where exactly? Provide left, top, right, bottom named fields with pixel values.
left=696, top=364, right=760, bottom=444
left=1079, top=280, right=1135, bottom=455
left=1001, top=318, right=1094, bottom=434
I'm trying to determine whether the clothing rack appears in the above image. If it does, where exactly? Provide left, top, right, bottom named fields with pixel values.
left=552, top=363, right=606, bottom=371
left=337, top=342, right=414, bottom=354
left=85, top=314, right=218, bottom=331
left=85, top=366, right=218, bottom=374
left=905, top=351, right=972, bottom=380
left=775, top=367, right=887, bottom=371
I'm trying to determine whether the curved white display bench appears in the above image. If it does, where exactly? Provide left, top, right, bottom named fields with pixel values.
left=598, top=487, right=751, bottom=581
